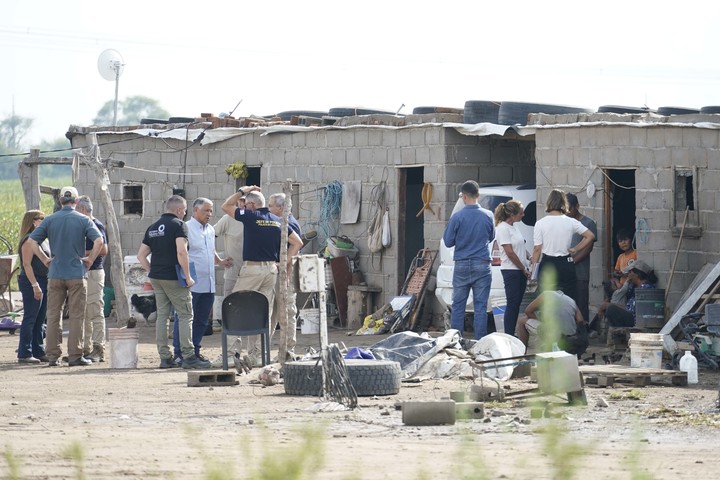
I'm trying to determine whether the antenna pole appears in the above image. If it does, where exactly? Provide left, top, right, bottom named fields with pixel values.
left=113, top=64, right=120, bottom=127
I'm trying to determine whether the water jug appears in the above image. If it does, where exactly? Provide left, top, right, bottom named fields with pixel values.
left=678, top=350, right=698, bottom=384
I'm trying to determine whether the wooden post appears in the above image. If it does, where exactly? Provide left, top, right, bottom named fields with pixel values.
left=18, top=149, right=41, bottom=210
left=666, top=206, right=689, bottom=303
left=277, top=180, right=291, bottom=365
left=82, top=134, right=133, bottom=328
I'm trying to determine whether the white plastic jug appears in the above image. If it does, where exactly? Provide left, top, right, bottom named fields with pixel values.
left=678, top=350, right=698, bottom=384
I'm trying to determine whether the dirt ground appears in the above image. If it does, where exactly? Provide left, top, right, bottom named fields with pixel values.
left=2, top=319, right=720, bottom=480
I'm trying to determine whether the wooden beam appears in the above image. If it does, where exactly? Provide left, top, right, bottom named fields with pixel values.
left=82, top=135, right=133, bottom=328
left=18, top=149, right=41, bottom=210
left=21, top=157, right=74, bottom=165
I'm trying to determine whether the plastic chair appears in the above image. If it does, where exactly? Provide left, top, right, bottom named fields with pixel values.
left=221, top=290, right=271, bottom=370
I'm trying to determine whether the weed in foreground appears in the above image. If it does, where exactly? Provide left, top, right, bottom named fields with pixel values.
left=61, top=441, right=86, bottom=480
left=3, top=445, right=22, bottom=480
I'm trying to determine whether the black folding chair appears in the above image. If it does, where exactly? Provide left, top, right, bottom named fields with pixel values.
left=221, top=290, right=271, bottom=370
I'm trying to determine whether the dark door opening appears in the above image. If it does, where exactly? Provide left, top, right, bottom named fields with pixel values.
left=398, top=167, right=425, bottom=292
left=604, top=169, right=636, bottom=276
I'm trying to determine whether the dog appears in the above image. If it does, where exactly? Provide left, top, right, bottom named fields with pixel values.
left=130, top=294, right=157, bottom=325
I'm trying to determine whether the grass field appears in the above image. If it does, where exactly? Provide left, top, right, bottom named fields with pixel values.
left=0, top=177, right=71, bottom=292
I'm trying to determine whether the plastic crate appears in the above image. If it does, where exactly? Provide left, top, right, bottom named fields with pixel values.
left=634, top=288, right=665, bottom=329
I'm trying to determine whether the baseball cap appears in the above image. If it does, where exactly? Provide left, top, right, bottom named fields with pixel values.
left=622, top=259, right=652, bottom=275
left=60, top=186, right=79, bottom=200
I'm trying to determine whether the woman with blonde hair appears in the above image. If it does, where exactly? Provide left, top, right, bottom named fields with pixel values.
left=16, top=210, right=51, bottom=364
left=494, top=200, right=531, bottom=336
left=530, top=189, right=595, bottom=303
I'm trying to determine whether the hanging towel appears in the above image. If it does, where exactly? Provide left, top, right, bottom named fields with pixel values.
left=340, top=180, right=362, bottom=224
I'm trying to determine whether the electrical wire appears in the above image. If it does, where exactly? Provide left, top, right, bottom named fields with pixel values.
left=0, top=122, right=207, bottom=161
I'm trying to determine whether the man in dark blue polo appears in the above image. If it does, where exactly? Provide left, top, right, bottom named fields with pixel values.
left=221, top=186, right=303, bottom=364
left=442, top=180, right=495, bottom=340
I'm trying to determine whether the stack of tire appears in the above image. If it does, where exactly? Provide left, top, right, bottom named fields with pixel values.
left=274, top=110, right=328, bottom=121
left=498, top=102, right=593, bottom=125
left=328, top=107, right=397, bottom=117
left=597, top=105, right=651, bottom=114
left=463, top=100, right=593, bottom=125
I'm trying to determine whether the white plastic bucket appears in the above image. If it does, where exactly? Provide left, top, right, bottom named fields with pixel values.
left=492, top=305, right=506, bottom=333
left=629, top=333, right=663, bottom=369
left=108, top=328, right=140, bottom=369
left=299, top=308, right=320, bottom=334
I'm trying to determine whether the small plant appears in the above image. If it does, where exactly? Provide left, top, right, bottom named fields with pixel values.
left=609, top=389, right=645, bottom=401
left=62, top=441, right=86, bottom=480
left=3, top=445, right=21, bottom=480
left=225, top=161, right=248, bottom=180
left=540, top=421, right=587, bottom=480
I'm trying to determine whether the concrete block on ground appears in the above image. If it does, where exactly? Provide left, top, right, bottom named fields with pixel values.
left=455, top=402, right=485, bottom=420
left=402, top=401, right=456, bottom=426
left=187, top=370, right=237, bottom=387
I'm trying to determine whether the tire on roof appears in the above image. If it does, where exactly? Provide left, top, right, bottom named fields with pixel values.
left=499, top=102, right=593, bottom=125
left=463, top=100, right=501, bottom=124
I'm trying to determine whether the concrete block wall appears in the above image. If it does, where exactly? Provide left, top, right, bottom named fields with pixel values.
left=535, top=122, right=720, bottom=312
left=71, top=124, right=536, bottom=328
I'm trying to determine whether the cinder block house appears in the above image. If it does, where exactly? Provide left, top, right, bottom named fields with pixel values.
left=43, top=111, right=720, bottom=328
left=527, top=112, right=720, bottom=312
left=63, top=121, right=535, bottom=327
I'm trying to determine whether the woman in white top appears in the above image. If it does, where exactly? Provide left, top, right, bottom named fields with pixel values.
left=494, top=200, right=531, bottom=336
left=530, top=189, right=595, bottom=304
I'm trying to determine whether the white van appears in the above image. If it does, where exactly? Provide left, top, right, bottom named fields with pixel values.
left=435, top=185, right=537, bottom=324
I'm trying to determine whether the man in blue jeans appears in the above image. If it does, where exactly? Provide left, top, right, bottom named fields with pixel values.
left=172, top=198, right=232, bottom=363
left=443, top=180, right=495, bottom=340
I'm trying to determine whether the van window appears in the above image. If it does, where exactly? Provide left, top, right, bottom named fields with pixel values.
left=478, top=195, right=512, bottom=212
left=521, top=200, right=537, bottom=227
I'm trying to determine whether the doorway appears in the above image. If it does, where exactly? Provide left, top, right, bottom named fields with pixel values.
left=398, top=167, right=425, bottom=291
left=604, top=169, right=636, bottom=276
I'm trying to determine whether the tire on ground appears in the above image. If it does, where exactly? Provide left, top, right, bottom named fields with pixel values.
left=284, top=359, right=402, bottom=396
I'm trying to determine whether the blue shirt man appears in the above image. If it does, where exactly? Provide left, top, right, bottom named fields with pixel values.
left=442, top=180, right=495, bottom=340
left=28, top=186, right=103, bottom=366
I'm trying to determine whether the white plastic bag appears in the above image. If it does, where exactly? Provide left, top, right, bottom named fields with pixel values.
left=381, top=209, right=391, bottom=247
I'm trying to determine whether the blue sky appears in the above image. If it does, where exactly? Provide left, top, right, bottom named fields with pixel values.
left=2, top=0, right=720, bottom=145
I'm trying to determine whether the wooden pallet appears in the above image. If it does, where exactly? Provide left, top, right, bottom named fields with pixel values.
left=579, top=365, right=687, bottom=387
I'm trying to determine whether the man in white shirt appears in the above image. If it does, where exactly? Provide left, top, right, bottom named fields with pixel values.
left=172, top=198, right=232, bottom=363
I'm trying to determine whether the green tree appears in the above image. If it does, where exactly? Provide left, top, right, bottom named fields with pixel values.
left=0, top=113, right=33, bottom=153
left=93, top=95, right=170, bottom=126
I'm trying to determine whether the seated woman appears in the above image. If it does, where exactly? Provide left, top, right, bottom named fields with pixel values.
left=517, top=290, right=588, bottom=356
left=599, top=259, right=658, bottom=328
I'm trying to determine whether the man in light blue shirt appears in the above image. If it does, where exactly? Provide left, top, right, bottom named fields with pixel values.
left=173, top=198, right=232, bottom=362
left=442, top=180, right=495, bottom=339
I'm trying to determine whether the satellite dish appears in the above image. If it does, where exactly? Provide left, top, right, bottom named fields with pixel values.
left=98, top=49, right=124, bottom=81
left=97, top=49, right=125, bottom=126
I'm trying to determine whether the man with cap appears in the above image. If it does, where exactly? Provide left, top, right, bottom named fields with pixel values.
left=28, top=186, right=103, bottom=367
left=599, top=259, right=658, bottom=328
